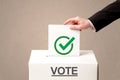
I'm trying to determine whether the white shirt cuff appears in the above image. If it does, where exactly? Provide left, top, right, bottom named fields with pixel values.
left=88, top=20, right=96, bottom=32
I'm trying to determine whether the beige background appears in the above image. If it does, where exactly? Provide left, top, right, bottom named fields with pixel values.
left=0, top=0, right=120, bottom=80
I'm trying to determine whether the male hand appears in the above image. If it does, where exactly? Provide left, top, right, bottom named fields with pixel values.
left=64, top=16, right=93, bottom=31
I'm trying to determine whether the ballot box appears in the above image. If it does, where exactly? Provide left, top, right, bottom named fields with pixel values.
left=29, top=50, right=98, bottom=80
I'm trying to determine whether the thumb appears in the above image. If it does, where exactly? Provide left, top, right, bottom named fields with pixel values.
left=70, top=25, right=83, bottom=30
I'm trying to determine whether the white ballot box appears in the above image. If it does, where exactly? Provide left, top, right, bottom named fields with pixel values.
left=48, top=25, right=80, bottom=56
left=29, top=50, right=98, bottom=80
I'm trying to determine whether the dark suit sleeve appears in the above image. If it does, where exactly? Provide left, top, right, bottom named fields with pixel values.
left=89, top=0, right=120, bottom=32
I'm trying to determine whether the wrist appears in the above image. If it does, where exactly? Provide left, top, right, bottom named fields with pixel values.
left=87, top=20, right=96, bottom=31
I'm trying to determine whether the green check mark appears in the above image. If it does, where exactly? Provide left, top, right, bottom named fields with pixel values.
left=59, top=37, right=75, bottom=50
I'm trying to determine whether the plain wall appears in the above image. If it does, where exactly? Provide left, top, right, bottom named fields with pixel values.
left=0, top=0, right=120, bottom=80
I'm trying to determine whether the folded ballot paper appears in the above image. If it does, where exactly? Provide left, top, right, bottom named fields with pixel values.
left=29, top=25, right=98, bottom=80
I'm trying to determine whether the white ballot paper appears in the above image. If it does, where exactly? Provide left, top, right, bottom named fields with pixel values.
left=48, top=25, right=80, bottom=56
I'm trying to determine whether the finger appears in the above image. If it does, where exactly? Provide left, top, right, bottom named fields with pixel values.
left=64, top=18, right=75, bottom=25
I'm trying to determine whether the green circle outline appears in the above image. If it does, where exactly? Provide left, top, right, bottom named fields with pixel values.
left=54, top=36, right=73, bottom=55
